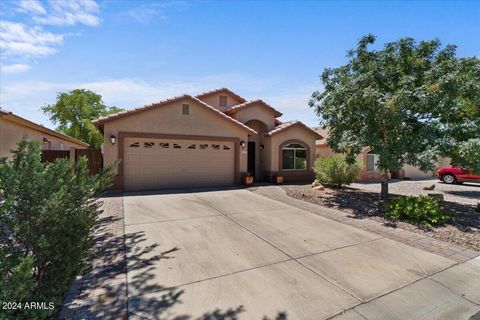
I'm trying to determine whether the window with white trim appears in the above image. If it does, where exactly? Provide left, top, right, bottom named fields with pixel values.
left=282, top=143, right=307, bottom=170
left=366, top=153, right=380, bottom=172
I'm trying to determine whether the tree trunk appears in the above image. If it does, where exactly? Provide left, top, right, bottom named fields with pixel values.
left=381, top=170, right=389, bottom=200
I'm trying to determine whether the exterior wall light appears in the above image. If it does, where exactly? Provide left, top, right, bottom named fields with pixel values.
left=240, top=140, right=246, bottom=149
left=110, top=135, right=117, bottom=145
left=42, top=137, right=49, bottom=144
left=259, top=144, right=264, bottom=150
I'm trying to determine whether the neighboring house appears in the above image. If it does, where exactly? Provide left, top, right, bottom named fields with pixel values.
left=313, top=126, right=450, bottom=181
left=92, top=88, right=321, bottom=191
left=0, top=108, right=89, bottom=159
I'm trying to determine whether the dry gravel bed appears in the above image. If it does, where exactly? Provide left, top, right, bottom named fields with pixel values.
left=351, top=179, right=480, bottom=206
left=281, top=183, right=480, bottom=251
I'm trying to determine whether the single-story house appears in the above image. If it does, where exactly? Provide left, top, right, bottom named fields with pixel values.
left=313, top=127, right=450, bottom=181
left=0, top=108, right=89, bottom=159
left=92, top=88, right=321, bottom=191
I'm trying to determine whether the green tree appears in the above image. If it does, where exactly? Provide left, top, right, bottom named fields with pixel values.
left=42, top=89, right=123, bottom=149
left=0, top=141, right=113, bottom=319
left=310, top=35, right=480, bottom=198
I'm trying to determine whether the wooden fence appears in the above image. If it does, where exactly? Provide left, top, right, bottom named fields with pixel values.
left=41, top=149, right=102, bottom=175
left=41, top=150, right=70, bottom=163
left=75, top=149, right=103, bottom=175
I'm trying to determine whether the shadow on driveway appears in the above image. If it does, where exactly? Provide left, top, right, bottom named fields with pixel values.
left=61, top=212, right=288, bottom=320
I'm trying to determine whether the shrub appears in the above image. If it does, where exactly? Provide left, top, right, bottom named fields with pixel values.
left=0, top=141, right=112, bottom=319
left=314, top=156, right=360, bottom=188
left=385, top=195, right=451, bottom=228
left=476, top=203, right=480, bottom=213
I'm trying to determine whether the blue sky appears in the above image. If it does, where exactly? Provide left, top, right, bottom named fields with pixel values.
left=1, top=0, right=479, bottom=129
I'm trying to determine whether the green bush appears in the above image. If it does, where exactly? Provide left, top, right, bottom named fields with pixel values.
left=385, top=196, right=451, bottom=228
left=314, top=156, right=360, bottom=188
left=476, top=203, right=480, bottom=213
left=0, top=141, right=112, bottom=319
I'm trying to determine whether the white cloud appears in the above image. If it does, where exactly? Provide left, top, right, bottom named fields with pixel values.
left=265, top=86, right=320, bottom=127
left=1, top=1, right=100, bottom=72
left=126, top=2, right=186, bottom=24
left=17, top=0, right=47, bottom=15
left=17, top=0, right=100, bottom=27
left=0, top=21, right=63, bottom=57
left=0, top=76, right=320, bottom=129
left=1, top=63, right=31, bottom=74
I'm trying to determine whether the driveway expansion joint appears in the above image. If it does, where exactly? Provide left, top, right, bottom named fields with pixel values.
left=429, top=277, right=480, bottom=307
left=124, top=213, right=223, bottom=226
left=195, top=194, right=364, bottom=303
left=126, top=257, right=293, bottom=299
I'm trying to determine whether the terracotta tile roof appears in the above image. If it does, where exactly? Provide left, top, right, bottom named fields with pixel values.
left=225, top=100, right=283, bottom=117
left=195, top=88, right=247, bottom=103
left=0, top=108, right=89, bottom=147
left=264, top=120, right=323, bottom=139
left=91, top=94, right=256, bottom=135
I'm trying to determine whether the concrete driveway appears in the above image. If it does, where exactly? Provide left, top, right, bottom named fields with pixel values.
left=123, top=189, right=480, bottom=320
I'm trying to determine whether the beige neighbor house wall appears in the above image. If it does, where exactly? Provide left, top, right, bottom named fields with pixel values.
left=265, top=125, right=317, bottom=182
left=102, top=98, right=250, bottom=189
left=316, top=141, right=450, bottom=181
left=0, top=114, right=88, bottom=159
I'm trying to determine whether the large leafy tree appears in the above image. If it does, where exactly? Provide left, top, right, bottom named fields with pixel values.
left=309, top=35, right=480, bottom=198
left=42, top=89, right=123, bottom=149
left=432, top=56, right=480, bottom=172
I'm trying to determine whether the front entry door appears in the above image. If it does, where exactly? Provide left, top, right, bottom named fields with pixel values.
left=247, top=141, right=255, bottom=177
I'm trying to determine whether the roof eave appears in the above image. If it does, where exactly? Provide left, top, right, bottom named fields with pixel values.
left=92, top=95, right=257, bottom=136
left=2, top=112, right=89, bottom=147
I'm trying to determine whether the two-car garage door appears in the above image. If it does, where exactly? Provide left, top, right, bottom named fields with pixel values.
left=123, top=137, right=235, bottom=191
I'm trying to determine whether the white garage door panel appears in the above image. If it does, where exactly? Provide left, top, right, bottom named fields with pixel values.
left=124, top=138, right=235, bottom=191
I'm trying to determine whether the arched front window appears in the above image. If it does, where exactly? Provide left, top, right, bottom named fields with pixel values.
left=282, top=143, right=307, bottom=170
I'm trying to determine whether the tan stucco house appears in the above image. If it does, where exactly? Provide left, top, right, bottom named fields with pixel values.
left=0, top=108, right=88, bottom=159
left=92, top=88, right=321, bottom=191
left=313, top=126, right=450, bottom=181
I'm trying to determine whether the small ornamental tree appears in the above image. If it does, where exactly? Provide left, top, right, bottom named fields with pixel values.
left=310, top=35, right=480, bottom=198
left=0, top=141, right=113, bottom=319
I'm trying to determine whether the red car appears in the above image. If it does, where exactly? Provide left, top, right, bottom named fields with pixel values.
left=436, top=167, right=480, bottom=184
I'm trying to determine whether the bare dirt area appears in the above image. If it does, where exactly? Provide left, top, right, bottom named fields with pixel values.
left=281, top=182, right=480, bottom=252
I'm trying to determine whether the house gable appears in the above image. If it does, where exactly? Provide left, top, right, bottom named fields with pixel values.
left=225, top=100, right=282, bottom=131
left=195, top=88, right=246, bottom=111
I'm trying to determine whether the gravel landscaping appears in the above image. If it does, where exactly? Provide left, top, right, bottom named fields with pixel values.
left=351, top=179, right=480, bottom=206
left=281, top=180, right=480, bottom=252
